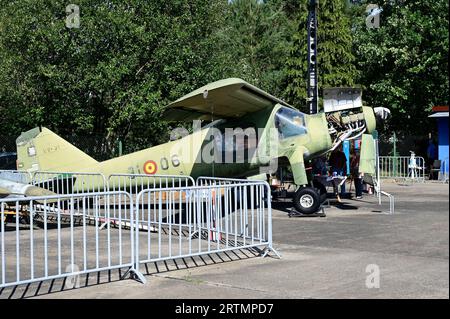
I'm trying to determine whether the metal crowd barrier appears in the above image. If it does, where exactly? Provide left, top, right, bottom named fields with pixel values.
left=108, top=173, right=195, bottom=194
left=0, top=191, right=139, bottom=289
left=106, top=174, right=195, bottom=223
left=196, top=176, right=257, bottom=186
left=372, top=172, right=395, bottom=214
left=378, top=156, right=426, bottom=182
left=0, top=170, right=32, bottom=184
left=31, top=171, right=107, bottom=194
left=134, top=181, right=279, bottom=274
left=1, top=178, right=278, bottom=289
left=379, top=191, right=395, bottom=214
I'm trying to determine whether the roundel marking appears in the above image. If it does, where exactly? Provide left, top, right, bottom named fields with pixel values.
left=143, top=160, right=158, bottom=175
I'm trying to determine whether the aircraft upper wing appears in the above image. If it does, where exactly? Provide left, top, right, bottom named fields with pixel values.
left=162, top=78, right=292, bottom=122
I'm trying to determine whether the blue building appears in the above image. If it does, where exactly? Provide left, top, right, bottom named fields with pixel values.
left=429, top=106, right=449, bottom=177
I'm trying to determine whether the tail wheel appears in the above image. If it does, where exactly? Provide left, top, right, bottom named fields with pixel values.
left=293, top=187, right=321, bottom=215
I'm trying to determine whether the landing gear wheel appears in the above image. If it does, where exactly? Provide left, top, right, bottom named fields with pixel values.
left=293, top=187, right=321, bottom=215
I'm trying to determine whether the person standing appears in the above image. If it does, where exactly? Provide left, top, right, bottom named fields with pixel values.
left=328, top=147, right=347, bottom=202
left=350, top=150, right=363, bottom=199
left=426, top=137, right=438, bottom=179
left=312, top=156, right=328, bottom=176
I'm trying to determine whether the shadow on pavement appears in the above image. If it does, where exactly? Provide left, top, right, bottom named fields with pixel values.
left=0, top=248, right=261, bottom=299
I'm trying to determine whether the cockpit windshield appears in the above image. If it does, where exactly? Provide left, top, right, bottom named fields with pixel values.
left=274, top=107, right=307, bottom=139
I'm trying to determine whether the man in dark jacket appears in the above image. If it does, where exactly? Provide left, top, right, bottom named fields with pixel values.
left=350, top=150, right=363, bottom=199
left=328, top=146, right=347, bottom=202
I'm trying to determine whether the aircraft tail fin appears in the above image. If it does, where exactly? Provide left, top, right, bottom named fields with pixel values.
left=16, top=127, right=98, bottom=172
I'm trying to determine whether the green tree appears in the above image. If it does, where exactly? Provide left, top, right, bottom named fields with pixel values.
left=0, top=0, right=230, bottom=156
left=284, top=0, right=358, bottom=110
left=352, top=0, right=449, bottom=136
left=222, top=0, right=294, bottom=97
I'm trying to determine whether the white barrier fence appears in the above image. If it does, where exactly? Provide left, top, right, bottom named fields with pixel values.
left=378, top=156, right=426, bottom=182
left=0, top=191, right=138, bottom=288
left=196, top=176, right=259, bottom=186
left=1, top=170, right=195, bottom=196
left=32, top=171, right=107, bottom=194
left=0, top=178, right=277, bottom=289
left=108, top=173, right=195, bottom=194
left=0, top=170, right=32, bottom=184
left=134, top=182, right=277, bottom=271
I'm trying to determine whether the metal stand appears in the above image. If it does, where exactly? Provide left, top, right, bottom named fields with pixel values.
left=287, top=204, right=327, bottom=218
left=121, top=267, right=147, bottom=284
left=253, top=245, right=282, bottom=259
left=261, top=246, right=282, bottom=259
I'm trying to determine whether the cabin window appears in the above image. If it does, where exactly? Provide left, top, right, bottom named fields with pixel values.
left=274, top=107, right=307, bottom=139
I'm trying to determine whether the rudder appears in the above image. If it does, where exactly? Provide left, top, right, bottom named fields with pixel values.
left=16, top=127, right=98, bottom=172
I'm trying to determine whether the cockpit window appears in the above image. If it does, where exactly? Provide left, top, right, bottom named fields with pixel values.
left=274, top=107, right=307, bottom=139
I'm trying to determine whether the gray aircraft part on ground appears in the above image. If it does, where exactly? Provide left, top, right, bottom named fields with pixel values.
left=0, top=178, right=56, bottom=199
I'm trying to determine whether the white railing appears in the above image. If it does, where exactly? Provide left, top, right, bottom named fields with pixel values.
left=0, top=191, right=138, bottom=288
left=378, top=156, right=426, bottom=182
left=0, top=177, right=278, bottom=289
left=134, top=181, right=279, bottom=271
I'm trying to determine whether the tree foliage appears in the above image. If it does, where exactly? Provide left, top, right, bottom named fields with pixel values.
left=222, top=0, right=294, bottom=97
left=284, top=0, right=358, bottom=110
left=352, top=0, right=449, bottom=135
left=0, top=0, right=448, bottom=157
left=0, top=0, right=229, bottom=154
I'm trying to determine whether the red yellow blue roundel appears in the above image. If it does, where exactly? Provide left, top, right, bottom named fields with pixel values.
left=143, top=160, right=157, bottom=175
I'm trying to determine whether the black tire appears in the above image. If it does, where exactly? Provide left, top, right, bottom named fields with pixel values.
left=293, top=187, right=321, bottom=215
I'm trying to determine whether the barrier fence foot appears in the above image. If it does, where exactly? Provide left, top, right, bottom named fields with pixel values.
left=261, top=246, right=281, bottom=259
left=122, top=267, right=147, bottom=284
left=99, top=220, right=109, bottom=230
left=190, top=229, right=199, bottom=239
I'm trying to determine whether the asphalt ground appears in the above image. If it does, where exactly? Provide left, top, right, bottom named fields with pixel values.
left=1, top=181, right=448, bottom=299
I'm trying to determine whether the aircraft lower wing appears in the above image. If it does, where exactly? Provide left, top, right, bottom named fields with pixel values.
left=162, top=78, right=293, bottom=122
left=0, top=178, right=57, bottom=200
